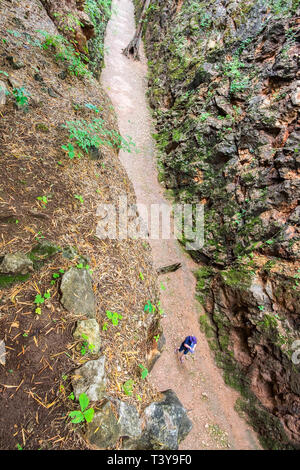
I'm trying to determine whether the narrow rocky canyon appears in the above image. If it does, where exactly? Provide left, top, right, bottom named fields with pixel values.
left=0, top=0, right=299, bottom=451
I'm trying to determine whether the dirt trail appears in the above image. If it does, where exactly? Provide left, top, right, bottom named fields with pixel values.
left=101, top=0, right=261, bottom=450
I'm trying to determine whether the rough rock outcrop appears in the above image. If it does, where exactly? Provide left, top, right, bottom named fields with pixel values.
left=84, top=390, right=191, bottom=450
left=136, top=0, right=300, bottom=449
left=40, top=0, right=94, bottom=54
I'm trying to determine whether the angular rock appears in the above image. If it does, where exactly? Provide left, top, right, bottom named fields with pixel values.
left=60, top=267, right=95, bottom=317
left=30, top=240, right=60, bottom=260
left=123, top=389, right=192, bottom=450
left=73, top=318, right=101, bottom=354
left=0, top=253, right=33, bottom=275
left=117, top=401, right=142, bottom=439
left=72, top=356, right=106, bottom=402
left=86, top=400, right=120, bottom=449
left=6, top=56, right=25, bottom=70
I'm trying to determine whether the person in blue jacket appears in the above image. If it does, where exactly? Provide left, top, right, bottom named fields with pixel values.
left=175, top=335, right=197, bottom=363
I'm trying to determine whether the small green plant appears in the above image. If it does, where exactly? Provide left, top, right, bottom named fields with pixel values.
left=293, top=269, right=300, bottom=290
left=223, top=57, right=249, bottom=94
left=154, top=334, right=160, bottom=342
left=76, top=263, right=89, bottom=269
left=105, top=310, right=123, bottom=326
left=34, top=294, right=45, bottom=305
left=35, top=231, right=45, bottom=241
left=199, top=112, right=211, bottom=122
left=122, top=379, right=134, bottom=396
left=74, top=194, right=84, bottom=204
left=7, top=29, right=22, bottom=38
left=37, top=196, right=48, bottom=205
left=139, top=272, right=144, bottom=281
left=69, top=393, right=94, bottom=423
left=85, top=103, right=100, bottom=113
left=139, top=364, right=149, bottom=379
left=157, top=301, right=164, bottom=316
left=12, top=87, right=29, bottom=107
left=258, top=305, right=265, bottom=311
left=80, top=333, right=95, bottom=355
left=144, top=300, right=155, bottom=313
left=61, top=143, right=76, bottom=159
left=34, top=290, right=51, bottom=314
left=51, top=268, right=64, bottom=285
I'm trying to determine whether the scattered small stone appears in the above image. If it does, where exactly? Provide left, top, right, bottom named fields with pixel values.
left=48, top=87, right=59, bottom=98
left=58, top=70, right=67, bottom=80
left=34, top=73, right=43, bottom=82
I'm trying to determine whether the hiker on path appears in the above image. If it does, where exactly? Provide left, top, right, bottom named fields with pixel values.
left=175, top=336, right=197, bottom=363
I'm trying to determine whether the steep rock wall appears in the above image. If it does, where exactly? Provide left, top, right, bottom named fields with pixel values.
left=135, top=0, right=300, bottom=449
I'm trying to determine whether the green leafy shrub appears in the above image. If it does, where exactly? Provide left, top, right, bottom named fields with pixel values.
left=64, top=119, right=135, bottom=154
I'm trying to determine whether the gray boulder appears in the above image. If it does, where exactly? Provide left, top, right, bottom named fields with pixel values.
left=60, top=267, right=95, bottom=317
left=85, top=399, right=142, bottom=449
left=117, top=401, right=142, bottom=439
left=86, top=400, right=121, bottom=449
left=123, top=389, right=192, bottom=450
left=72, top=356, right=106, bottom=402
left=0, top=252, right=33, bottom=275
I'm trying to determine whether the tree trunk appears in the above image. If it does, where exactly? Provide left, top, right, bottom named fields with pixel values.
left=123, top=0, right=151, bottom=60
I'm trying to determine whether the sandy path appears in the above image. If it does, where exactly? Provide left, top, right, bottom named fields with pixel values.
left=101, top=0, right=261, bottom=450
